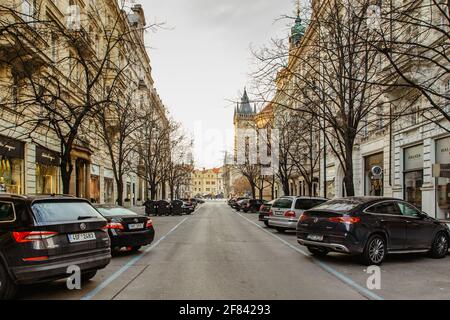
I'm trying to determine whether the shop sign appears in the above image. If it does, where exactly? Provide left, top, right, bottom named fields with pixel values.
left=0, top=135, right=24, bottom=159
left=36, top=146, right=60, bottom=166
left=404, top=145, right=423, bottom=171
left=436, top=137, right=450, bottom=164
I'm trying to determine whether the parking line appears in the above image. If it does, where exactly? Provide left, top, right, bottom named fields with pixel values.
left=234, top=210, right=385, bottom=301
left=81, top=217, right=189, bottom=300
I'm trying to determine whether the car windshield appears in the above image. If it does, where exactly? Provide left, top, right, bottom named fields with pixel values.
left=32, top=200, right=104, bottom=223
left=312, top=199, right=362, bottom=212
left=272, top=198, right=293, bottom=209
left=96, top=207, right=138, bottom=217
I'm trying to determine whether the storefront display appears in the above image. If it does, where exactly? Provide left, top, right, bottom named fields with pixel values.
left=435, top=137, right=450, bottom=219
left=404, top=145, right=423, bottom=210
left=365, top=153, right=384, bottom=196
left=35, top=146, right=60, bottom=195
left=90, top=164, right=100, bottom=203
left=0, top=136, right=25, bottom=195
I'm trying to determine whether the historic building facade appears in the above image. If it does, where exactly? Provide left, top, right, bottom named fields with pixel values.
left=0, top=1, right=168, bottom=205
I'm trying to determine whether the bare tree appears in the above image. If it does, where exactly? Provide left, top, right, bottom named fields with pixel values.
left=252, top=0, right=391, bottom=196
left=0, top=1, right=163, bottom=194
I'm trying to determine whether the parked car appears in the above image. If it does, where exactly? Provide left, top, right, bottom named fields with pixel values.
left=269, top=196, right=328, bottom=233
left=0, top=194, right=111, bottom=299
left=181, top=200, right=196, bottom=215
left=231, top=197, right=250, bottom=210
left=95, top=205, right=155, bottom=253
left=143, top=200, right=157, bottom=216
left=234, top=199, right=249, bottom=212
left=259, top=200, right=275, bottom=227
left=242, top=199, right=267, bottom=213
left=296, top=197, right=450, bottom=265
left=155, top=200, right=171, bottom=216
left=170, top=200, right=184, bottom=216
left=194, top=198, right=205, bottom=204
left=181, top=198, right=198, bottom=208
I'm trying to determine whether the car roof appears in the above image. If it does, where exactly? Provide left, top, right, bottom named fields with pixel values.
left=277, top=196, right=328, bottom=200
left=0, top=194, right=80, bottom=203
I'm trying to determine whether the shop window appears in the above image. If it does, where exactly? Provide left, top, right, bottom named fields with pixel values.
left=0, top=156, right=23, bottom=195
left=404, top=145, right=423, bottom=210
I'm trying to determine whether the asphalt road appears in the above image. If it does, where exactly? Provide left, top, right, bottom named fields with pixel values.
left=19, top=201, right=450, bottom=300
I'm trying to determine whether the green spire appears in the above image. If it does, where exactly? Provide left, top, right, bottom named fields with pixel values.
left=291, top=2, right=305, bottom=45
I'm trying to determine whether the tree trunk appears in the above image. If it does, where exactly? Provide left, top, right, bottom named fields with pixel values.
left=282, top=180, right=290, bottom=196
left=116, top=179, right=124, bottom=206
left=343, top=145, right=355, bottom=196
left=60, top=156, right=73, bottom=195
left=150, top=186, right=157, bottom=200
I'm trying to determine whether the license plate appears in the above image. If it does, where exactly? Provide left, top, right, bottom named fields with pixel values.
left=307, top=234, right=324, bottom=242
left=68, top=232, right=96, bottom=243
left=128, top=223, right=144, bottom=230
left=274, top=211, right=283, bottom=216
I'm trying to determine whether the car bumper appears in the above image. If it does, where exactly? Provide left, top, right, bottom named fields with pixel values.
left=268, top=217, right=297, bottom=230
left=259, top=213, right=269, bottom=221
left=296, top=231, right=363, bottom=254
left=110, top=228, right=155, bottom=248
left=11, top=248, right=111, bottom=285
left=297, top=239, right=350, bottom=253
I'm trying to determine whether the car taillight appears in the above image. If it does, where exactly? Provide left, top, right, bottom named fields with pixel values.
left=105, top=222, right=124, bottom=230
left=299, top=213, right=308, bottom=221
left=259, top=205, right=264, bottom=211
left=23, top=256, right=49, bottom=262
left=268, top=211, right=273, bottom=216
left=13, top=231, right=58, bottom=243
left=328, top=217, right=361, bottom=224
left=285, top=211, right=296, bottom=218
left=146, top=219, right=153, bottom=229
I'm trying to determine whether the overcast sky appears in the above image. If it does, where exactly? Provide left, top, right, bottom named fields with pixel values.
left=142, top=0, right=296, bottom=169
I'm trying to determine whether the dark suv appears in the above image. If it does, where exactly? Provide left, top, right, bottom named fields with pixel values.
left=297, top=197, right=450, bottom=265
left=0, top=194, right=111, bottom=299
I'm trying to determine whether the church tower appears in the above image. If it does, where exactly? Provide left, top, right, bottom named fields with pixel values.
left=233, top=88, right=257, bottom=162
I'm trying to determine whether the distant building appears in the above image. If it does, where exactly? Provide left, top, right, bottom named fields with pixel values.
left=190, top=168, right=224, bottom=197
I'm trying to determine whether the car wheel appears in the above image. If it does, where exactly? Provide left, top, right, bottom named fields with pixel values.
left=362, top=235, right=386, bottom=266
left=81, top=270, right=98, bottom=282
left=130, top=246, right=142, bottom=253
left=264, top=221, right=270, bottom=227
left=307, top=246, right=329, bottom=257
left=276, top=227, right=286, bottom=233
left=0, top=263, right=17, bottom=300
left=429, top=232, right=449, bottom=259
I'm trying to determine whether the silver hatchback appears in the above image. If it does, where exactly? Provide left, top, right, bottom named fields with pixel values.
left=268, top=196, right=328, bottom=232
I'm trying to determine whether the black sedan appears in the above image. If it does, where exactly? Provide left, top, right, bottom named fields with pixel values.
left=95, top=205, right=155, bottom=253
left=297, top=197, right=450, bottom=265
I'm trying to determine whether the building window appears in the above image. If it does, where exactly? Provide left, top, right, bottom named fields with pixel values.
left=90, top=165, right=100, bottom=203
left=404, top=145, right=424, bottom=210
